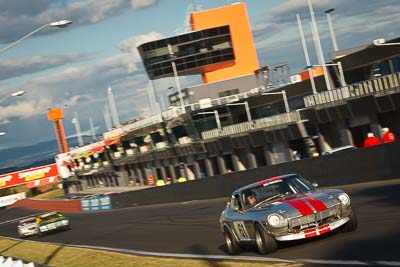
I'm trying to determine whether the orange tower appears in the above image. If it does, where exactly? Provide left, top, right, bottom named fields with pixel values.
left=190, top=2, right=260, bottom=83
left=48, top=108, right=69, bottom=153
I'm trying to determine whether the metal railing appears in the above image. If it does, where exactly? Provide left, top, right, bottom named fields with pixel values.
left=304, top=72, right=400, bottom=108
left=201, top=111, right=301, bottom=139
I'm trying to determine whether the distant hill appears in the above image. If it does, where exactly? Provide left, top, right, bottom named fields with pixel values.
left=0, top=135, right=94, bottom=175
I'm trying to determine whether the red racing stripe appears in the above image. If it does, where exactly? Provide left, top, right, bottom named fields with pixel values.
left=285, top=199, right=314, bottom=216
left=305, top=196, right=327, bottom=212
left=257, top=176, right=282, bottom=185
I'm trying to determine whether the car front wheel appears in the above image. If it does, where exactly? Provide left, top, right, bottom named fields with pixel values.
left=255, top=224, right=277, bottom=254
left=342, top=207, right=358, bottom=232
left=224, top=228, right=240, bottom=255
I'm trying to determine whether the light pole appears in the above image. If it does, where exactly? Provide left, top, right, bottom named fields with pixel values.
left=197, top=110, right=221, bottom=131
left=72, top=112, right=84, bottom=147
left=0, top=20, right=72, bottom=55
left=373, top=38, right=400, bottom=46
left=296, top=14, right=317, bottom=95
left=325, top=8, right=339, bottom=51
left=309, top=62, right=346, bottom=87
left=261, top=90, right=290, bottom=113
left=0, top=90, right=25, bottom=104
left=167, top=43, right=185, bottom=107
left=226, top=101, right=252, bottom=122
left=308, top=0, right=332, bottom=91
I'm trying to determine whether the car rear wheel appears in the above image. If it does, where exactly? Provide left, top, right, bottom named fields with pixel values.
left=254, top=224, right=277, bottom=255
left=342, top=207, right=358, bottom=232
left=224, top=228, right=240, bottom=255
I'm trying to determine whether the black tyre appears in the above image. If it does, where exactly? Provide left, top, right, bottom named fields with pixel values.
left=224, top=228, right=241, bottom=255
left=254, top=224, right=277, bottom=255
left=38, top=232, right=46, bottom=238
left=342, top=207, right=358, bottom=232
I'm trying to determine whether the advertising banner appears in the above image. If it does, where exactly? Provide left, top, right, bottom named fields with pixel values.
left=0, top=164, right=59, bottom=189
left=0, top=192, right=26, bottom=207
left=81, top=196, right=112, bottom=211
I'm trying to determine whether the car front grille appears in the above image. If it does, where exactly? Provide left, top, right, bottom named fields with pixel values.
left=289, top=205, right=341, bottom=230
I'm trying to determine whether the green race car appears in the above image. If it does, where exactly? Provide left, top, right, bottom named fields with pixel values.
left=36, top=211, right=70, bottom=236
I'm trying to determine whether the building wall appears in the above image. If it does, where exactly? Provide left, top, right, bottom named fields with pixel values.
left=190, top=2, right=259, bottom=83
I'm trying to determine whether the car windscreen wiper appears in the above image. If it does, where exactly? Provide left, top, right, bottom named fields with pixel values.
left=253, top=194, right=286, bottom=209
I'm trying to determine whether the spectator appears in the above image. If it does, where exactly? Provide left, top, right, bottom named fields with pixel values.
left=382, top=127, right=396, bottom=143
left=363, top=132, right=381, bottom=147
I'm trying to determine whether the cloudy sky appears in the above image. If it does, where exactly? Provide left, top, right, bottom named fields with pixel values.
left=0, top=0, right=398, bottom=150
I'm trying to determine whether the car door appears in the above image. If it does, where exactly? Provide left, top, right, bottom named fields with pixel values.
left=228, top=194, right=252, bottom=242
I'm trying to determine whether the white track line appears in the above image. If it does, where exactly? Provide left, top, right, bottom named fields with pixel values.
left=1, top=236, right=400, bottom=266
left=0, top=213, right=43, bottom=226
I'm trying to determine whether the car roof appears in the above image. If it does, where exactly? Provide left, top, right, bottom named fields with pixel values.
left=39, top=211, right=60, bottom=218
left=19, top=217, right=36, bottom=223
left=232, top=174, right=298, bottom=195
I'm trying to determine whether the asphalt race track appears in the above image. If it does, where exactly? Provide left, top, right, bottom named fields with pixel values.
left=0, top=179, right=400, bottom=264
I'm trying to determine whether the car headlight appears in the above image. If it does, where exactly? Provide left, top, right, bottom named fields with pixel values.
left=267, top=214, right=285, bottom=227
left=338, top=193, right=351, bottom=207
left=62, top=220, right=69, bottom=225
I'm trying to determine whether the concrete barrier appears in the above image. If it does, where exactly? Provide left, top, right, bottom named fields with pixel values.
left=111, top=141, right=400, bottom=208
left=8, top=199, right=81, bottom=212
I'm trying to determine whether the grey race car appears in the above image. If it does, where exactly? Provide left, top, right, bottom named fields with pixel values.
left=219, top=174, right=357, bottom=254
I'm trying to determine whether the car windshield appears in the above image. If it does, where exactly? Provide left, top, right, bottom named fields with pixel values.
left=19, top=218, right=36, bottom=226
left=242, top=175, right=315, bottom=209
left=41, top=213, right=63, bottom=221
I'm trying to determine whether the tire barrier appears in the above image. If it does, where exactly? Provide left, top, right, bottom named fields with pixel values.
left=147, top=175, right=154, bottom=186
left=111, top=141, right=400, bottom=208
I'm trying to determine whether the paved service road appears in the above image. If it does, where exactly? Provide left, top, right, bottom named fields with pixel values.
left=0, top=179, right=399, bottom=263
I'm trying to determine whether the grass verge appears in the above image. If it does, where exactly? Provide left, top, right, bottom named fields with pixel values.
left=0, top=237, right=301, bottom=267
left=33, top=189, right=65, bottom=200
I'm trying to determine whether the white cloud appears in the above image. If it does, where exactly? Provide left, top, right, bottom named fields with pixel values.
left=0, top=0, right=160, bottom=43
left=117, top=31, right=165, bottom=60
left=0, top=52, right=93, bottom=81
left=130, top=0, right=159, bottom=10
left=0, top=31, right=168, bottom=127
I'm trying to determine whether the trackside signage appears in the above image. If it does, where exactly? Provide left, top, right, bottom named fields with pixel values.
left=0, top=164, right=59, bottom=189
left=81, top=196, right=112, bottom=211
left=0, top=192, right=26, bottom=207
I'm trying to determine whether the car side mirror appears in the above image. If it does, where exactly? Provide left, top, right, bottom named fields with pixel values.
left=312, top=182, right=319, bottom=188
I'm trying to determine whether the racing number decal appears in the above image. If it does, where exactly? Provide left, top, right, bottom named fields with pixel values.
left=233, top=221, right=250, bottom=240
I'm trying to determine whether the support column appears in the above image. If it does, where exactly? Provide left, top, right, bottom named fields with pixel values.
left=80, top=178, right=88, bottom=190
left=217, top=155, right=227, bottom=175
left=370, top=116, right=382, bottom=139
left=168, top=164, right=177, bottom=183
left=204, top=158, right=214, bottom=177
left=317, top=134, right=331, bottom=153
left=128, top=165, right=136, bottom=186
left=192, top=161, right=201, bottom=179
left=160, top=166, right=167, bottom=182
left=231, top=153, right=240, bottom=171
left=179, top=163, right=187, bottom=178
left=137, top=164, right=144, bottom=186
left=336, top=121, right=354, bottom=146
left=263, top=144, right=274, bottom=166
left=246, top=147, right=257, bottom=169
left=117, top=168, right=129, bottom=187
